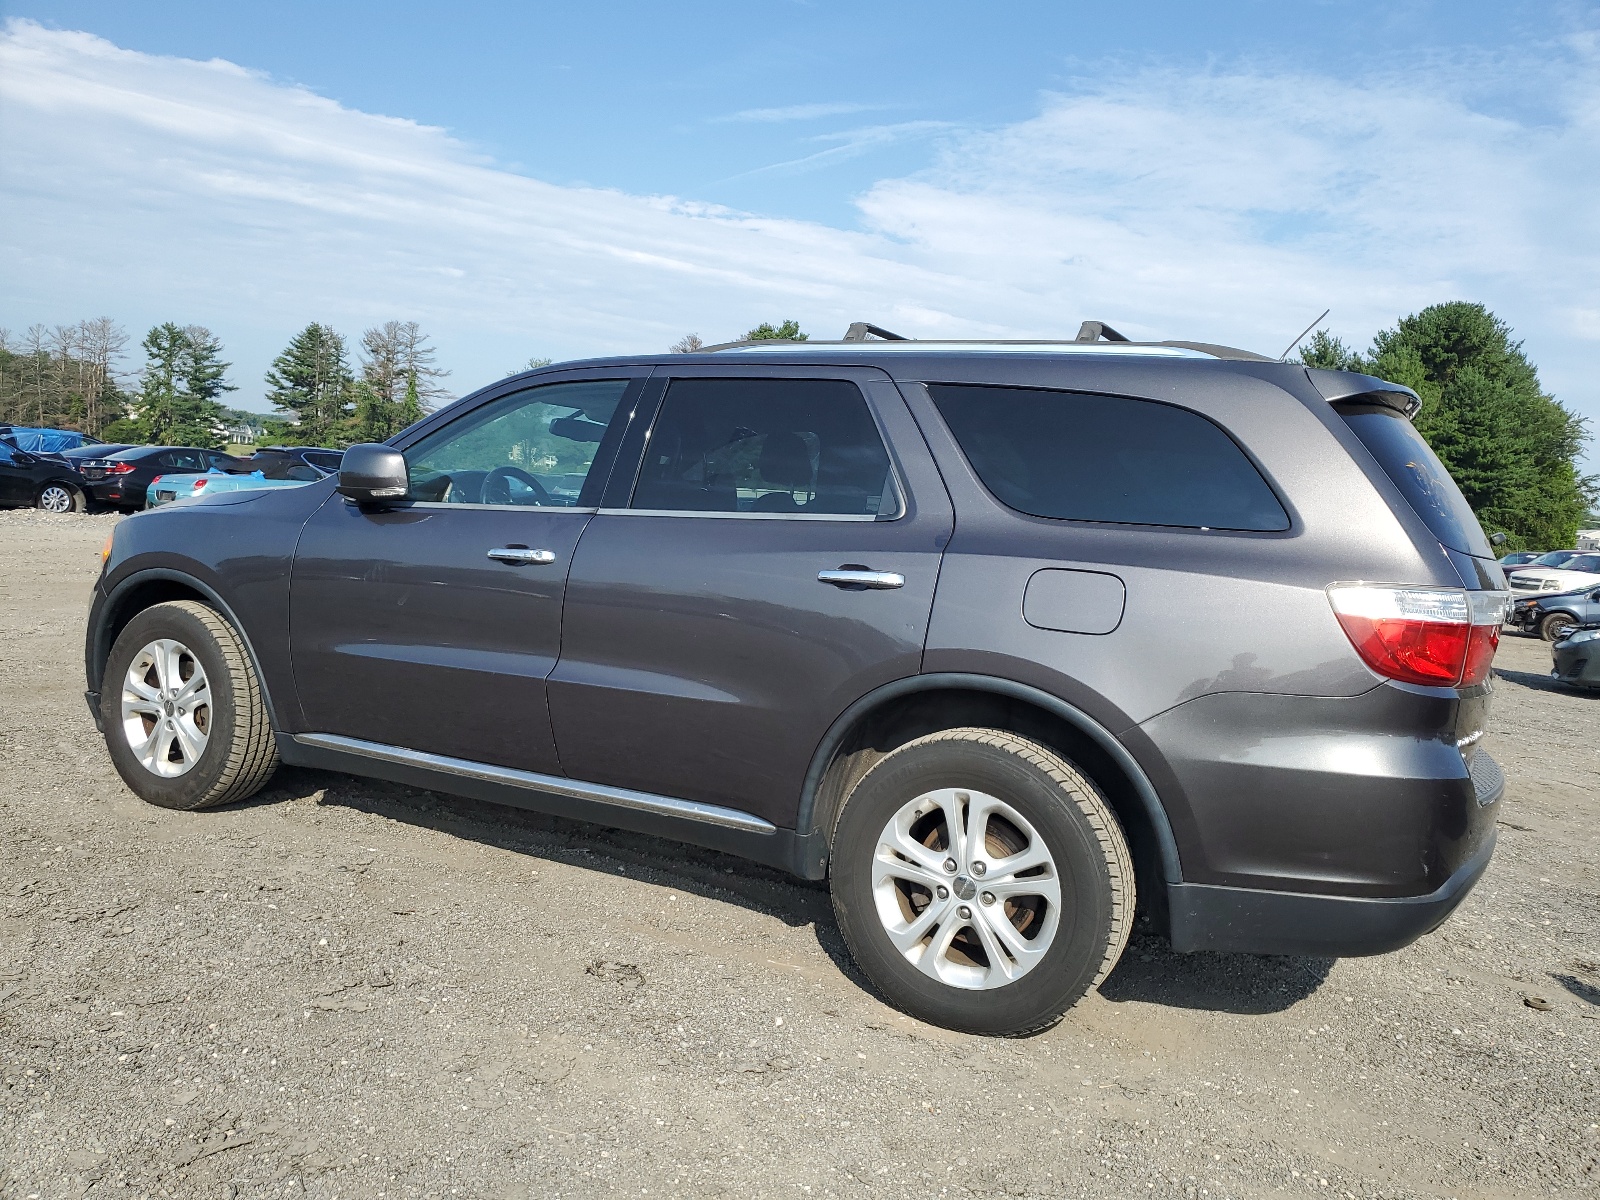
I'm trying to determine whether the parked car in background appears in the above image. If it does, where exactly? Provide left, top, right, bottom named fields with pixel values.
left=78, top=446, right=245, bottom=512
left=146, top=447, right=344, bottom=508
left=1509, top=586, right=1600, bottom=640
left=1551, top=622, right=1600, bottom=689
left=0, top=425, right=106, bottom=459
left=87, top=330, right=1507, bottom=1035
left=58, top=443, right=136, bottom=464
left=1497, top=552, right=1541, bottom=568
left=235, top=446, right=345, bottom=479
left=0, top=439, right=89, bottom=512
left=1508, top=552, right=1600, bottom=595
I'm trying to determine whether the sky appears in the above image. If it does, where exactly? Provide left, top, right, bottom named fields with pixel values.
left=1, top=0, right=1597, bottom=465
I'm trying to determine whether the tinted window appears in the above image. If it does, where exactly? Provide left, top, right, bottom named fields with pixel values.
left=1529, top=552, right=1579, bottom=567
left=160, top=450, right=206, bottom=472
left=928, top=383, right=1288, bottom=531
left=632, top=378, right=895, bottom=517
left=404, top=379, right=629, bottom=507
left=1564, top=555, right=1600, bottom=573
left=1338, top=405, right=1490, bottom=557
left=304, top=451, right=343, bottom=471
left=0, top=442, right=16, bottom=465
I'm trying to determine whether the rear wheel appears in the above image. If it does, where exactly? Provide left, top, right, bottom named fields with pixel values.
left=100, top=600, right=279, bottom=810
left=1541, top=612, right=1577, bottom=641
left=37, top=482, right=84, bottom=513
left=830, top=728, right=1134, bottom=1036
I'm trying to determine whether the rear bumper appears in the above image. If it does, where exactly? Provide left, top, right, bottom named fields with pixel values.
left=1167, top=833, right=1494, bottom=956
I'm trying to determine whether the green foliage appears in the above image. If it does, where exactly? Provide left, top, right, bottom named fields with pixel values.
left=133, top=323, right=233, bottom=448
left=1319, top=303, right=1594, bottom=551
left=265, top=323, right=353, bottom=446
left=744, top=320, right=808, bottom=342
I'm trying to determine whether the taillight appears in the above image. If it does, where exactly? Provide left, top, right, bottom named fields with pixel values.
left=107, top=462, right=136, bottom=475
left=150, top=475, right=163, bottom=485
left=192, top=478, right=209, bottom=491
left=1328, top=585, right=1506, bottom=687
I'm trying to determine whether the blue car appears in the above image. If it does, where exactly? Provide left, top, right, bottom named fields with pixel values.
left=1509, top=584, right=1600, bottom=640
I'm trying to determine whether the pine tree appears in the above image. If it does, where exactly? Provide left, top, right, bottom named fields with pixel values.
left=744, top=319, right=807, bottom=341
left=265, top=323, right=353, bottom=446
left=135, top=323, right=229, bottom=448
left=396, top=371, right=425, bottom=431
left=356, top=320, right=449, bottom=439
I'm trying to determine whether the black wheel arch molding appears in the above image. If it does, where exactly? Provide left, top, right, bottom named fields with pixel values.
left=85, top=566, right=284, bottom=734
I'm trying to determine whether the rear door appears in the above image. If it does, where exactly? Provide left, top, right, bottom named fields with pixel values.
left=288, top=369, right=647, bottom=774
left=546, top=365, right=952, bottom=827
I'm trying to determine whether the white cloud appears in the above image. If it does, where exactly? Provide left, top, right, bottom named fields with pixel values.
left=2, top=17, right=1597, bottom=462
left=717, top=102, right=885, bottom=123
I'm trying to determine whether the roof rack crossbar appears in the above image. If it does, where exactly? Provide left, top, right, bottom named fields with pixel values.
left=842, top=321, right=909, bottom=342
left=1075, top=320, right=1130, bottom=343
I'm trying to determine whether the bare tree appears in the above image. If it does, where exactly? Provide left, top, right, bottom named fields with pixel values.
left=78, top=318, right=129, bottom=436
left=360, top=320, right=451, bottom=410
left=23, top=325, right=48, bottom=426
left=670, top=333, right=704, bottom=353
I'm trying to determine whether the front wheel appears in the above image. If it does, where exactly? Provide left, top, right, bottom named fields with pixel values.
left=99, top=600, right=279, bottom=810
left=37, top=482, right=84, bottom=513
left=1541, top=612, right=1577, bottom=641
left=830, top=728, right=1134, bottom=1036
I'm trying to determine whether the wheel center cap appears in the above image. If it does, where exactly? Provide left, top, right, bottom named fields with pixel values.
left=953, top=876, right=977, bottom=901
left=163, top=700, right=174, bottom=716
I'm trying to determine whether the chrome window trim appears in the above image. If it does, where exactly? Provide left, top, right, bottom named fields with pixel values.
left=378, top=501, right=599, bottom=515
left=599, top=507, right=884, bottom=523
left=291, top=733, right=778, bottom=834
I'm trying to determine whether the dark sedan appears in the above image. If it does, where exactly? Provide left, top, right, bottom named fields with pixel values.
left=1509, top=585, right=1600, bottom=640
left=78, top=446, right=245, bottom=512
left=1551, top=624, right=1600, bottom=690
left=0, top=440, right=90, bottom=511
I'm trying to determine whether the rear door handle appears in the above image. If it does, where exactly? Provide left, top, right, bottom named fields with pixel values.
left=487, top=547, right=556, bottom=565
left=818, top=568, right=905, bottom=590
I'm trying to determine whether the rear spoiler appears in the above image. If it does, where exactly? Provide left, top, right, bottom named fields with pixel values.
left=1305, top=368, right=1421, bottom=419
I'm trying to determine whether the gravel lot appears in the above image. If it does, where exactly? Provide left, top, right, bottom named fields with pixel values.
left=1, top=508, right=1595, bottom=1200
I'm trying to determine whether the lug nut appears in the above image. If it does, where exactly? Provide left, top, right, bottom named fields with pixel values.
left=981, top=891, right=996, bottom=906
left=970, top=861, right=987, bottom=877
left=942, top=858, right=958, bottom=874
left=935, top=885, right=949, bottom=899
left=958, top=906, right=972, bottom=920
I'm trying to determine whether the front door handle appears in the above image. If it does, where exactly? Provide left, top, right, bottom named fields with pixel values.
left=818, top=568, right=905, bottom=590
left=487, top=547, right=556, bottom=565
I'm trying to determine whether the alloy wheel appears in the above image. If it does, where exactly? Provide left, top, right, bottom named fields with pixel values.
left=38, top=485, right=73, bottom=513
left=120, top=639, right=212, bottom=777
left=871, top=787, right=1061, bottom=990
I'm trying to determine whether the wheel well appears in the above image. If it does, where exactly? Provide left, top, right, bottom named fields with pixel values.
left=809, top=687, right=1170, bottom=926
left=96, top=579, right=214, bottom=684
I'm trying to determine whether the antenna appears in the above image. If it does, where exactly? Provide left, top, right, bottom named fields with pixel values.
left=1278, top=309, right=1330, bottom=361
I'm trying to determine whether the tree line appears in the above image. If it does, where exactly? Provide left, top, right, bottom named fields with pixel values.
left=0, top=319, right=451, bottom=450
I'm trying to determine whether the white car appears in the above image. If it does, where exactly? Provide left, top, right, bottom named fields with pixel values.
left=1509, top=551, right=1600, bottom=593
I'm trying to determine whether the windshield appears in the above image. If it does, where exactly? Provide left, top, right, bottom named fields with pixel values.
left=1527, top=551, right=1580, bottom=568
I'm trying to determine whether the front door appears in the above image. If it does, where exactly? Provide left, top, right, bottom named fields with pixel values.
left=547, top=367, right=953, bottom=827
left=289, top=371, right=646, bottom=774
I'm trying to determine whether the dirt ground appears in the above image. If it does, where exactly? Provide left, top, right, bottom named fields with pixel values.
left=0, top=508, right=1595, bottom=1200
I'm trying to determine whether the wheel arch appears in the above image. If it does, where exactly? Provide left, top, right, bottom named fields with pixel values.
left=89, top=569, right=281, bottom=729
left=798, top=674, right=1182, bottom=895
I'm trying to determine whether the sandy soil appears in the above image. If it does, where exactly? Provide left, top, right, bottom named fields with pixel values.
left=0, top=509, right=1595, bottom=1199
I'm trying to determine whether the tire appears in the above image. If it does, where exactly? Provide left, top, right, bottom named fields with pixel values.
left=829, top=728, right=1134, bottom=1036
left=1541, top=612, right=1577, bottom=641
left=37, top=482, right=84, bottom=513
left=99, top=600, right=279, bottom=810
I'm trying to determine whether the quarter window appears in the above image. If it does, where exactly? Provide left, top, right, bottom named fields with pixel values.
left=631, top=378, right=896, bottom=517
left=403, top=379, right=630, bottom=507
left=928, top=383, right=1289, bottom=532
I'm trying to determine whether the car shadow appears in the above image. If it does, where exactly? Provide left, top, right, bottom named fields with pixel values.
left=1098, top=928, right=1334, bottom=1014
left=1495, top=665, right=1595, bottom=695
left=240, top=766, right=1337, bottom=1022
left=1551, top=972, right=1600, bottom=1007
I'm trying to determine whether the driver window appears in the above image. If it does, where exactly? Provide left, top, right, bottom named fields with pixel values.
left=403, top=379, right=629, bottom=507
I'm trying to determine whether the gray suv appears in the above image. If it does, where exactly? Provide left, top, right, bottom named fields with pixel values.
left=84, top=325, right=1508, bottom=1035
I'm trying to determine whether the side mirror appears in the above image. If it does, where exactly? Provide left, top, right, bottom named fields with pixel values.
left=337, top=443, right=409, bottom=504
left=1488, top=531, right=1508, bottom=547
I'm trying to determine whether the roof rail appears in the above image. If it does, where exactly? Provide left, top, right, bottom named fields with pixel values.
left=842, top=321, right=909, bottom=342
left=1075, top=320, right=1130, bottom=343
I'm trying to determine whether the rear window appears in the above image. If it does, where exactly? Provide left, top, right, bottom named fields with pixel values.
left=1337, top=405, right=1490, bottom=557
left=927, top=383, right=1289, bottom=531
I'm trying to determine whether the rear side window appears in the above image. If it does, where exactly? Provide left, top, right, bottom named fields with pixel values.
left=1337, top=405, right=1490, bottom=557
left=927, top=383, right=1289, bottom=531
left=632, top=379, right=896, bottom=518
